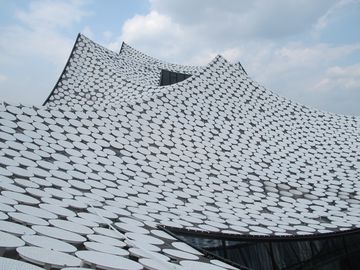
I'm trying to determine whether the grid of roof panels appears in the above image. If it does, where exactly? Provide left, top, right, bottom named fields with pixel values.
left=0, top=34, right=359, bottom=270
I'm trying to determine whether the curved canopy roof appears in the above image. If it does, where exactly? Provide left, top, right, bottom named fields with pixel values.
left=0, top=33, right=359, bottom=269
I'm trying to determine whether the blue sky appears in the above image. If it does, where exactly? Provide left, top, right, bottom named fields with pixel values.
left=0, top=0, right=359, bottom=115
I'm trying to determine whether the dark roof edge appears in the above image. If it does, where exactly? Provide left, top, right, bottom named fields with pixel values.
left=161, top=225, right=360, bottom=242
left=119, top=41, right=126, bottom=54
left=238, top=61, right=247, bottom=75
left=42, top=33, right=81, bottom=106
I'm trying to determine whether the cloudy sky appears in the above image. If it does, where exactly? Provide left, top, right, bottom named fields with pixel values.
left=0, top=0, right=359, bottom=115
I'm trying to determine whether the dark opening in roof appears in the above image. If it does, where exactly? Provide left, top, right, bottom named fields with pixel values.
left=166, top=227, right=360, bottom=270
left=159, top=69, right=191, bottom=86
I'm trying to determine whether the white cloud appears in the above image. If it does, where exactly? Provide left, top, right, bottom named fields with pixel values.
left=151, top=0, right=338, bottom=39
left=0, top=74, right=7, bottom=83
left=221, top=48, right=243, bottom=63
left=102, top=30, right=113, bottom=40
left=82, top=26, right=94, bottom=39
left=113, top=0, right=346, bottom=65
left=0, top=25, right=73, bottom=66
left=108, top=11, right=186, bottom=59
left=313, top=64, right=360, bottom=92
left=314, top=0, right=359, bottom=32
left=276, top=43, right=360, bottom=65
left=0, top=0, right=91, bottom=65
left=15, top=0, right=91, bottom=30
left=111, top=0, right=360, bottom=115
left=242, top=43, right=360, bottom=82
left=0, top=0, right=91, bottom=105
left=237, top=42, right=360, bottom=115
left=123, top=11, right=177, bottom=41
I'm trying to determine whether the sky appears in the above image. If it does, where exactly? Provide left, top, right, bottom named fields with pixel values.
left=0, top=0, right=359, bottom=116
